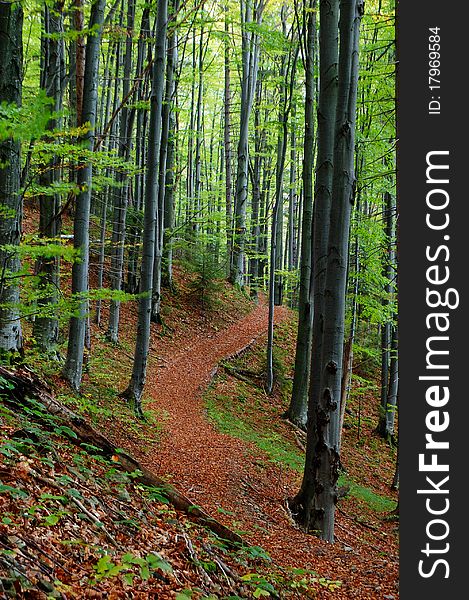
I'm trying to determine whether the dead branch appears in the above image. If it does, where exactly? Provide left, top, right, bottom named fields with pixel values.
left=0, top=366, right=244, bottom=547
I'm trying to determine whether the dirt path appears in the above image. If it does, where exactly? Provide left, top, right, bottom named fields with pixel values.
left=142, top=300, right=399, bottom=599
left=146, top=300, right=289, bottom=517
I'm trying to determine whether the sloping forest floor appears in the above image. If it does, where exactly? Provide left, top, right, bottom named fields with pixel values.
left=0, top=236, right=399, bottom=598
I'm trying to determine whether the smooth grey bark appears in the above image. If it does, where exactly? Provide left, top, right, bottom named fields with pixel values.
left=248, top=79, right=264, bottom=301
left=290, top=0, right=363, bottom=542
left=62, top=0, right=106, bottom=390
left=384, top=323, right=398, bottom=440
left=162, top=5, right=179, bottom=290
left=126, top=6, right=151, bottom=294
left=73, top=0, right=85, bottom=128
left=122, top=0, right=168, bottom=416
left=193, top=24, right=205, bottom=235
left=152, top=0, right=178, bottom=322
left=0, top=1, right=23, bottom=355
left=288, top=101, right=298, bottom=276
left=286, top=0, right=316, bottom=429
left=224, top=5, right=233, bottom=274
left=266, top=27, right=297, bottom=395
left=273, top=51, right=287, bottom=307
left=107, top=0, right=136, bottom=343
left=339, top=203, right=360, bottom=447
left=258, top=153, right=273, bottom=286
left=185, top=28, right=196, bottom=237
left=230, top=0, right=264, bottom=287
left=33, top=2, right=66, bottom=357
left=377, top=190, right=396, bottom=436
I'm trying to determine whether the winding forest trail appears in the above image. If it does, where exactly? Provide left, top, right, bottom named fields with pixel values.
left=139, top=299, right=398, bottom=599
left=145, top=299, right=289, bottom=520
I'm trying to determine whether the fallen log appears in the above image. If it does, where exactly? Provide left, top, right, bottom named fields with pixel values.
left=0, top=366, right=244, bottom=547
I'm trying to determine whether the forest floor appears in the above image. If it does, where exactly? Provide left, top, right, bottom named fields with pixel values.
left=1, top=255, right=399, bottom=598
left=139, top=292, right=399, bottom=600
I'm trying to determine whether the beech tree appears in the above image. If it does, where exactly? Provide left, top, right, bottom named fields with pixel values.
left=0, top=1, right=23, bottom=356
left=63, top=0, right=106, bottom=389
left=122, top=0, right=168, bottom=416
left=289, top=0, right=364, bottom=542
left=230, top=0, right=265, bottom=287
left=286, top=0, right=316, bottom=429
left=107, top=0, right=136, bottom=343
left=32, top=1, right=66, bottom=357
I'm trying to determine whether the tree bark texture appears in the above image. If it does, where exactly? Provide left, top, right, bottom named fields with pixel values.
left=123, top=0, right=168, bottom=415
left=63, top=0, right=106, bottom=389
left=0, top=1, right=23, bottom=355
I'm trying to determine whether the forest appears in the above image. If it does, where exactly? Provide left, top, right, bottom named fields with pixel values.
left=0, top=0, right=397, bottom=598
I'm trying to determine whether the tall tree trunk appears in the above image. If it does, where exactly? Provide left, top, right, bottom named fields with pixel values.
left=286, top=0, right=316, bottom=430
left=384, top=323, right=398, bottom=440
left=339, top=204, right=360, bottom=447
left=248, top=75, right=264, bottom=301
left=266, top=14, right=296, bottom=393
left=74, top=0, right=85, bottom=128
left=273, top=11, right=290, bottom=306
left=126, top=6, right=151, bottom=294
left=290, top=0, right=364, bottom=542
left=107, top=0, right=136, bottom=343
left=122, top=0, right=168, bottom=416
left=377, top=190, right=396, bottom=436
left=62, top=0, right=106, bottom=389
left=33, top=1, right=66, bottom=357
left=152, top=0, right=178, bottom=322
left=0, top=1, right=23, bottom=356
left=162, top=2, right=179, bottom=290
left=224, top=5, right=233, bottom=274
left=230, top=0, right=264, bottom=287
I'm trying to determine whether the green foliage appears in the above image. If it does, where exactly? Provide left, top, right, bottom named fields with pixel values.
left=92, top=551, right=173, bottom=585
left=0, top=92, right=52, bottom=142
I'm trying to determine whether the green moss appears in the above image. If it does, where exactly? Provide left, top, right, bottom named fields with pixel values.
left=206, top=394, right=304, bottom=472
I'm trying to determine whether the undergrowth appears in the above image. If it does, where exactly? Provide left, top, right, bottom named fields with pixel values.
left=204, top=318, right=397, bottom=515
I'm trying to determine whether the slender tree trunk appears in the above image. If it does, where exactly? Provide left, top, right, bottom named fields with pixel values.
left=230, top=0, right=263, bottom=287
left=224, top=6, right=233, bottom=274
left=0, top=1, right=23, bottom=356
left=339, top=209, right=359, bottom=447
left=384, top=323, right=398, bottom=440
left=33, top=2, right=66, bottom=357
left=286, top=0, right=316, bottom=429
left=74, top=0, right=85, bottom=128
left=122, top=0, right=168, bottom=416
left=248, top=75, right=264, bottom=301
left=62, top=0, right=106, bottom=389
left=152, top=0, right=177, bottom=322
left=377, top=190, right=396, bottom=436
left=266, top=18, right=296, bottom=393
left=126, top=6, right=151, bottom=294
left=162, top=3, right=179, bottom=290
left=107, top=0, right=136, bottom=343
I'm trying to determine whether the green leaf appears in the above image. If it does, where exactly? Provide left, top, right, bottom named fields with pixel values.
left=253, top=589, right=271, bottom=598
left=139, top=565, right=150, bottom=581
left=0, top=484, right=29, bottom=500
left=43, top=513, right=61, bottom=526
left=54, top=426, right=78, bottom=439
left=146, top=552, right=173, bottom=573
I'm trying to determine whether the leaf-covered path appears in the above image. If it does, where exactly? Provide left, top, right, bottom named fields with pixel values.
left=140, top=299, right=399, bottom=600
left=146, top=299, right=289, bottom=519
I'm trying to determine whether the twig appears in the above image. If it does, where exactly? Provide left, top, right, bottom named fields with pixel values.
left=293, top=431, right=305, bottom=452
left=181, top=532, right=215, bottom=589
left=29, top=468, right=117, bottom=546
